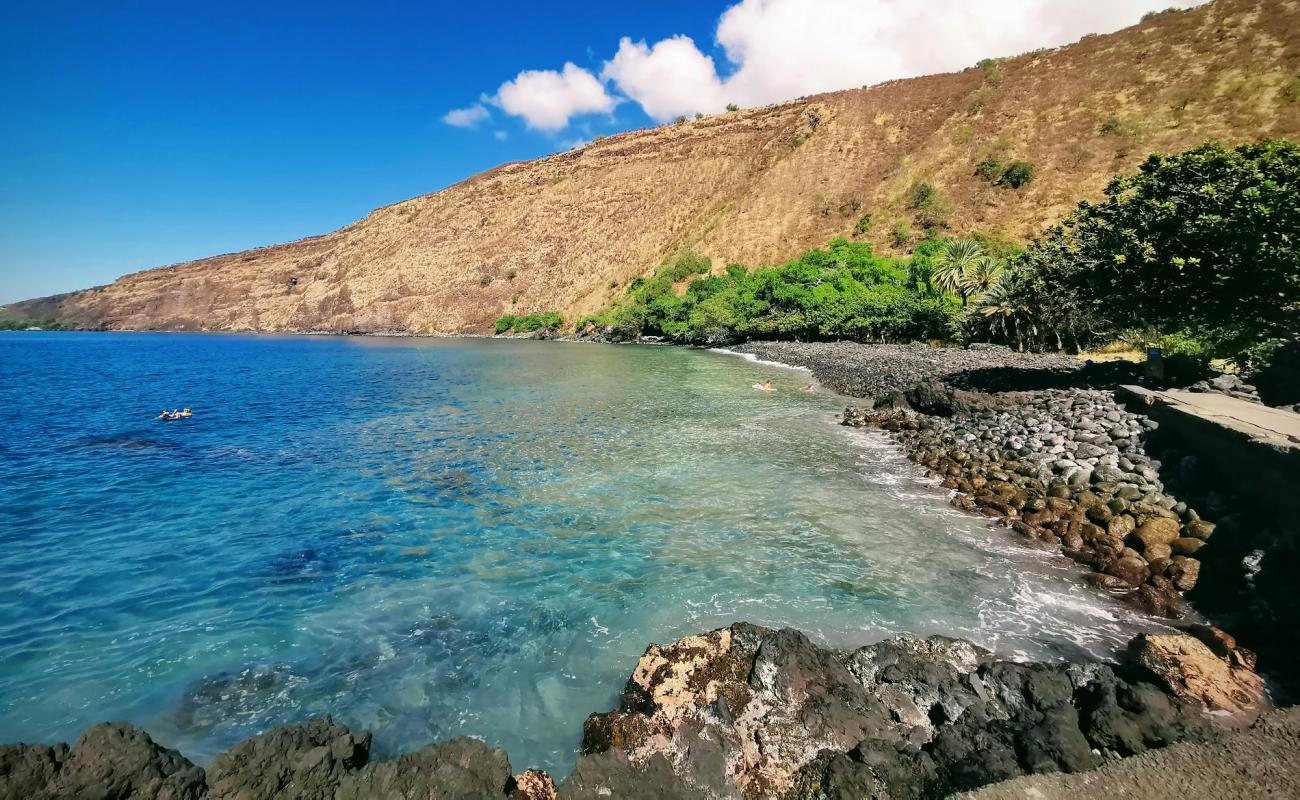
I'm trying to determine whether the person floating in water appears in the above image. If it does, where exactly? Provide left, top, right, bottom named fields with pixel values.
left=180, top=408, right=192, bottom=417
left=800, top=384, right=816, bottom=392
left=753, top=378, right=774, bottom=392
left=157, top=408, right=192, bottom=421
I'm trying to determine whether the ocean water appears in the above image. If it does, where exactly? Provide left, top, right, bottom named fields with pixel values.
left=0, top=333, right=1172, bottom=774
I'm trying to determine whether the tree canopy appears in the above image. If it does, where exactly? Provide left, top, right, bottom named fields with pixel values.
left=989, top=139, right=1299, bottom=360
left=582, top=240, right=959, bottom=344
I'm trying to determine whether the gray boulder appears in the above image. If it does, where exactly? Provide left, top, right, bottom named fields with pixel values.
left=206, top=716, right=370, bottom=800
left=3, top=723, right=207, bottom=800
left=336, top=738, right=512, bottom=800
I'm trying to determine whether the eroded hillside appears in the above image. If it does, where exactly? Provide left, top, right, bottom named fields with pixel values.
left=13, top=0, right=1300, bottom=333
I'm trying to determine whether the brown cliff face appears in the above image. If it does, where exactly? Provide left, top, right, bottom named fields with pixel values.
left=14, top=0, right=1300, bottom=333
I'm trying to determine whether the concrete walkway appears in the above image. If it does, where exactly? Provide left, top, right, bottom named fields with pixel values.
left=962, top=707, right=1300, bottom=799
left=1123, top=386, right=1300, bottom=447
left=1118, top=386, right=1300, bottom=513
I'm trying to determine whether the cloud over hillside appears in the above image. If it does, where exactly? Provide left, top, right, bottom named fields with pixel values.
left=449, top=0, right=1206, bottom=129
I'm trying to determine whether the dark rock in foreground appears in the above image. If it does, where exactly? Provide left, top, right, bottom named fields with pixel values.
left=0, top=717, right=551, bottom=800
left=0, top=625, right=1262, bottom=799
left=206, top=715, right=370, bottom=799
left=959, top=705, right=1300, bottom=800
left=581, top=624, right=1236, bottom=799
left=0, top=723, right=206, bottom=800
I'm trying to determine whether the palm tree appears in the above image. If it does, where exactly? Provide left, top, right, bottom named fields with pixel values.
left=931, top=239, right=990, bottom=305
left=973, top=278, right=1031, bottom=351
left=965, top=258, right=1005, bottom=300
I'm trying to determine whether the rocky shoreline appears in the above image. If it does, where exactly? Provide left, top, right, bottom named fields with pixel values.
left=733, top=341, right=1298, bottom=689
left=0, top=624, right=1270, bottom=800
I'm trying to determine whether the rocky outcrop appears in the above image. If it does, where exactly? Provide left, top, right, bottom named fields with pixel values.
left=0, top=722, right=206, bottom=800
left=580, top=624, right=1221, bottom=799
left=1127, top=633, right=1266, bottom=719
left=959, top=706, right=1300, bottom=800
left=508, top=768, right=558, bottom=800
left=557, top=750, right=700, bottom=799
left=1, top=718, right=530, bottom=800
left=0, top=625, right=1264, bottom=800
left=334, top=738, right=513, bottom=799
left=206, top=715, right=371, bottom=800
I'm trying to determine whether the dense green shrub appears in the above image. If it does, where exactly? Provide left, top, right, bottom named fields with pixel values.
left=985, top=139, right=1300, bottom=361
left=1157, top=331, right=1214, bottom=383
left=975, top=158, right=1034, bottom=189
left=584, top=239, right=960, bottom=344
left=1099, top=115, right=1137, bottom=137
left=905, top=180, right=951, bottom=230
left=999, top=161, right=1035, bottom=188
left=975, top=159, right=1004, bottom=182
left=890, top=220, right=914, bottom=248
left=0, top=318, right=66, bottom=331
left=976, top=58, right=1002, bottom=84
left=495, top=311, right=563, bottom=334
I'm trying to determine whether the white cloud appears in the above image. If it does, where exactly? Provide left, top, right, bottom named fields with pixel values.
left=494, top=130, right=509, bottom=141
left=601, top=36, right=725, bottom=121
left=491, top=63, right=615, bottom=131
left=442, top=103, right=489, bottom=128
left=459, top=0, right=1207, bottom=131
left=604, top=0, right=1208, bottom=121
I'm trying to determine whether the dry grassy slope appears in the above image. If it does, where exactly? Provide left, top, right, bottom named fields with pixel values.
left=23, top=0, right=1300, bottom=334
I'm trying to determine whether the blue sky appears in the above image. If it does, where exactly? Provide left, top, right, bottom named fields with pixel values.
left=0, top=0, right=1197, bottom=303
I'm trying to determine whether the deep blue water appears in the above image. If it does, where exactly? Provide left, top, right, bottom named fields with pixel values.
left=0, top=333, right=1171, bottom=774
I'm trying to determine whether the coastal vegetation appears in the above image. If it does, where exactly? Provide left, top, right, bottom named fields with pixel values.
left=0, top=318, right=67, bottom=331
left=969, top=139, right=1299, bottom=367
left=493, top=311, right=563, bottom=334
left=580, top=240, right=959, bottom=344
left=582, top=138, right=1297, bottom=380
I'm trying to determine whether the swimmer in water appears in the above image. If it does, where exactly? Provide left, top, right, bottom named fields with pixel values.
left=800, top=384, right=815, bottom=392
left=756, top=378, right=774, bottom=392
left=180, top=408, right=193, bottom=417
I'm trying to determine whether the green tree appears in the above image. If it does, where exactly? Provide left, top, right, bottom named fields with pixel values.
left=1013, top=139, right=1300, bottom=360
left=931, top=239, right=992, bottom=305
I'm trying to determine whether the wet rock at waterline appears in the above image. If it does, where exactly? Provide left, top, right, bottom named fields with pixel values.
left=205, top=715, right=371, bottom=799
left=841, top=388, right=1204, bottom=619
left=1127, top=633, right=1266, bottom=719
left=581, top=624, right=1230, bottom=799
left=3, top=627, right=1258, bottom=800
left=0, top=723, right=206, bottom=800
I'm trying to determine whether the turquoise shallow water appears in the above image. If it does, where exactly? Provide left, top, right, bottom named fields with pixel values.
left=0, top=333, right=1170, bottom=774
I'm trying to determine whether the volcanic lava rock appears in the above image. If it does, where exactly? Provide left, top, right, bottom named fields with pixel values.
left=1126, top=633, right=1266, bottom=718
left=557, top=750, right=700, bottom=800
left=0, top=723, right=206, bottom=800
left=335, top=738, right=513, bottom=799
left=206, top=715, right=370, bottom=800
left=580, top=624, right=1221, bottom=799
left=509, top=768, right=558, bottom=800
left=0, top=742, right=67, bottom=800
